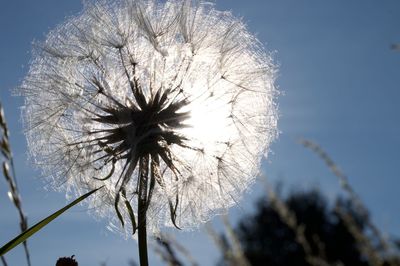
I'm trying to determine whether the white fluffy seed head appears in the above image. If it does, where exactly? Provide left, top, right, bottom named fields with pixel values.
left=19, top=0, right=278, bottom=236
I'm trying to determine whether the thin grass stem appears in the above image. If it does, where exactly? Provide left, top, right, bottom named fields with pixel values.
left=0, top=256, right=8, bottom=266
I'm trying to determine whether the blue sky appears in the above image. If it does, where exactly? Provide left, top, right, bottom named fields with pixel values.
left=1, top=0, right=400, bottom=265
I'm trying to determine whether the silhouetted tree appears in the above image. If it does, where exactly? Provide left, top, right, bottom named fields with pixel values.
left=219, top=190, right=400, bottom=266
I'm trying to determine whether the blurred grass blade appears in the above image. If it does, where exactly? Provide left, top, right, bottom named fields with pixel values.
left=0, top=186, right=103, bottom=256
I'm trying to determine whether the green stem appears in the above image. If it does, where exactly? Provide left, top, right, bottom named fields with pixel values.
left=138, top=156, right=149, bottom=266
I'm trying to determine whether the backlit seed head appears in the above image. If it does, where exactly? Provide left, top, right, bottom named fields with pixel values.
left=19, top=0, right=278, bottom=236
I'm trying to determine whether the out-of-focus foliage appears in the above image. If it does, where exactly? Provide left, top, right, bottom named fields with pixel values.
left=218, top=190, right=400, bottom=266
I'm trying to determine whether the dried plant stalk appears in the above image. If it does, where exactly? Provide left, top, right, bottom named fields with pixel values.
left=154, top=237, right=183, bottom=266
left=0, top=103, right=31, bottom=266
left=206, top=219, right=251, bottom=266
left=153, top=233, right=198, bottom=266
left=205, top=223, right=232, bottom=264
left=221, top=215, right=251, bottom=266
left=335, top=205, right=383, bottom=266
left=300, top=139, right=390, bottom=256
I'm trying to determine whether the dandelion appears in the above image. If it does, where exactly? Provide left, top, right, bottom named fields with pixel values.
left=19, top=0, right=277, bottom=264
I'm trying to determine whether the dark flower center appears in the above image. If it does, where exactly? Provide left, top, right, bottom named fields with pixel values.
left=90, top=85, right=190, bottom=168
left=79, top=73, right=190, bottom=231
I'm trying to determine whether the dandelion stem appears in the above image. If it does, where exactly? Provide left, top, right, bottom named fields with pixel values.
left=138, top=155, right=149, bottom=266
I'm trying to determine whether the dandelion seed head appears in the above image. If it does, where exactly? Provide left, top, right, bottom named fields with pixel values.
left=19, top=0, right=278, bottom=235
